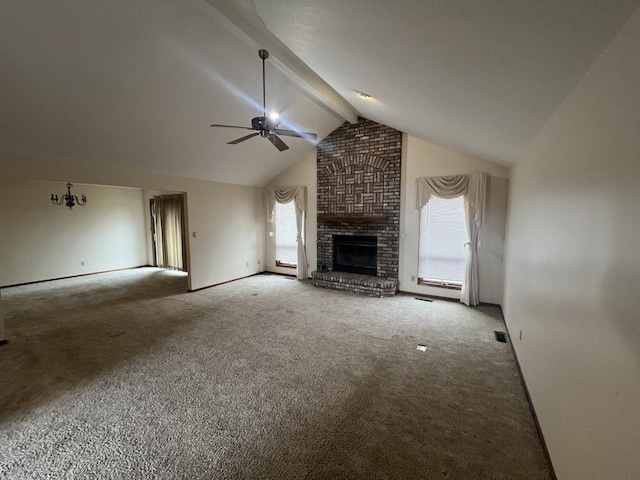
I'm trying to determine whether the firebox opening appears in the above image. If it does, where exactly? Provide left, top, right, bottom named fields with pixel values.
left=333, top=235, right=377, bottom=276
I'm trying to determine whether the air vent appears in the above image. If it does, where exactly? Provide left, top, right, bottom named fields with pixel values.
left=415, top=297, right=433, bottom=302
left=494, top=331, right=508, bottom=343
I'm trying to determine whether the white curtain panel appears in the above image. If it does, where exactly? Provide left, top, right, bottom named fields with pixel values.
left=266, top=186, right=308, bottom=280
left=416, top=172, right=487, bottom=306
left=460, top=172, right=487, bottom=306
left=154, top=194, right=185, bottom=271
left=295, top=209, right=308, bottom=280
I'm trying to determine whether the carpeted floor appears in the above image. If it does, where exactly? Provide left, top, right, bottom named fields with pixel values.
left=0, top=268, right=552, bottom=479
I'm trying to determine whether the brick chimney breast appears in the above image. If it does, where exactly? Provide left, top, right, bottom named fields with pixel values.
left=317, top=117, right=402, bottom=280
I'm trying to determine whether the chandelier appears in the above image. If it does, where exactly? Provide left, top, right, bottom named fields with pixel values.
left=51, top=183, right=87, bottom=210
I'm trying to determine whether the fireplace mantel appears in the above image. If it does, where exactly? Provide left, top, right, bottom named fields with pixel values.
left=318, top=214, right=388, bottom=222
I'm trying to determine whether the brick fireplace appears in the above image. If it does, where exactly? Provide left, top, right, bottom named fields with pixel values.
left=312, top=117, right=402, bottom=296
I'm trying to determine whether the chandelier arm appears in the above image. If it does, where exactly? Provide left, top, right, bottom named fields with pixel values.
left=50, top=183, right=87, bottom=209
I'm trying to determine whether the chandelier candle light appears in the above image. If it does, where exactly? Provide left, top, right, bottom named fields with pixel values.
left=51, top=183, right=87, bottom=210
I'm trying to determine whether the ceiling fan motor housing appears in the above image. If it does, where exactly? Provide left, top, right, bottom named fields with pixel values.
left=252, top=116, right=278, bottom=132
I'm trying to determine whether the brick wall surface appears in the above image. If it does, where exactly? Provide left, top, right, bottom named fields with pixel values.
left=317, top=117, right=402, bottom=280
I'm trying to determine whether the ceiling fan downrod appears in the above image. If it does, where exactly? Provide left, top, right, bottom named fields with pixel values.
left=208, top=48, right=317, bottom=151
left=259, top=49, right=269, bottom=120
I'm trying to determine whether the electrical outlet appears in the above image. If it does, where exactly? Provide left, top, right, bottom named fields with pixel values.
left=411, top=275, right=415, bottom=281
left=80, top=261, right=85, bottom=266
left=245, top=261, right=249, bottom=267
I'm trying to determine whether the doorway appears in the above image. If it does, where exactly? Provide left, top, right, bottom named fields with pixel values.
left=150, top=194, right=187, bottom=272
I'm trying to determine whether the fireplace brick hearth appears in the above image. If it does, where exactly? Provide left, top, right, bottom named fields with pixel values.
left=311, top=271, right=398, bottom=297
left=313, top=117, right=401, bottom=296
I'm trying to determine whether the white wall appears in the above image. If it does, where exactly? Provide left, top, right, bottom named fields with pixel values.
left=503, top=7, right=640, bottom=479
left=400, top=134, right=510, bottom=303
left=264, top=150, right=317, bottom=277
left=0, top=179, right=147, bottom=286
left=0, top=155, right=264, bottom=291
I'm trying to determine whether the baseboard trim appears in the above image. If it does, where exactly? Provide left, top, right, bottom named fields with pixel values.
left=188, top=272, right=261, bottom=292
left=398, top=290, right=459, bottom=302
left=479, top=301, right=502, bottom=308
left=500, top=312, right=558, bottom=480
left=262, top=270, right=296, bottom=278
left=1, top=265, right=152, bottom=289
left=189, top=270, right=313, bottom=292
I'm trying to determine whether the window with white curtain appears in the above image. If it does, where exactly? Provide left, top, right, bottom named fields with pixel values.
left=275, top=201, right=297, bottom=267
left=418, top=195, right=468, bottom=287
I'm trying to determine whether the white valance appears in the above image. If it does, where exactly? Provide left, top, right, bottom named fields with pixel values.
left=416, top=175, right=469, bottom=208
left=415, top=172, right=486, bottom=227
left=267, top=186, right=307, bottom=223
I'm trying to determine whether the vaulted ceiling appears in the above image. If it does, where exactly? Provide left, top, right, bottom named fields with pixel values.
left=2, top=1, right=638, bottom=186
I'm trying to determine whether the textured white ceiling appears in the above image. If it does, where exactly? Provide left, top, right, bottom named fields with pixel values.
left=1, top=1, right=639, bottom=186
left=235, top=0, right=640, bottom=166
left=0, top=1, right=344, bottom=186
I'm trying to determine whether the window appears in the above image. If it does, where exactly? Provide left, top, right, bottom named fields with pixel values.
left=275, top=201, right=297, bottom=267
left=418, top=195, right=468, bottom=288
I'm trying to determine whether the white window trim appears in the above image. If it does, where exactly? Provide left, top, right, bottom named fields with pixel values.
left=275, top=200, right=298, bottom=268
left=418, top=195, right=468, bottom=288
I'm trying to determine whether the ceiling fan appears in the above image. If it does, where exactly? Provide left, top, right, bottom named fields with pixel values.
left=210, top=49, right=318, bottom=151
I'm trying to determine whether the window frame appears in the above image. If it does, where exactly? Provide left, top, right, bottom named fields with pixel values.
left=274, top=200, right=298, bottom=269
left=417, top=195, right=468, bottom=290
left=417, top=278, right=463, bottom=290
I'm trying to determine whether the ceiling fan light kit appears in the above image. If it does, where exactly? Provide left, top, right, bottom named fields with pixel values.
left=354, top=90, right=371, bottom=99
left=209, top=49, right=317, bottom=152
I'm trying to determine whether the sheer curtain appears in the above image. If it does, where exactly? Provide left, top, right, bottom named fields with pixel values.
left=416, top=172, right=487, bottom=306
left=267, top=186, right=308, bottom=280
left=154, top=194, right=186, bottom=271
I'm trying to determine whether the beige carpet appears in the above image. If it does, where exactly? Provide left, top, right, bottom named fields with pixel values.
left=0, top=268, right=552, bottom=479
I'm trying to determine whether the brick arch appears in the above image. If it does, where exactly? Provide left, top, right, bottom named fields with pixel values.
left=324, top=154, right=390, bottom=176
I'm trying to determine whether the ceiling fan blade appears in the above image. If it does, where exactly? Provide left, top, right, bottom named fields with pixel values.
left=210, top=50, right=307, bottom=153
left=228, top=132, right=260, bottom=145
left=210, top=123, right=254, bottom=130
left=273, top=129, right=318, bottom=140
left=268, top=134, right=289, bottom=151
